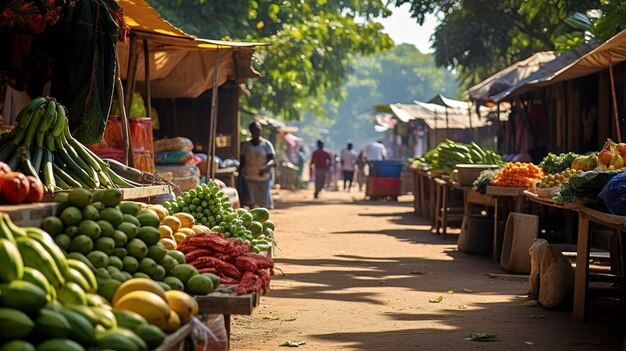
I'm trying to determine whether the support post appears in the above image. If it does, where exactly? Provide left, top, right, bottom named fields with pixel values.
left=115, top=56, right=132, bottom=167
left=207, top=49, right=221, bottom=180
left=609, top=53, right=622, bottom=143
left=143, top=40, right=151, bottom=121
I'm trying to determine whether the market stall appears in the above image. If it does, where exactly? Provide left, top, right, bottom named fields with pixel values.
left=0, top=1, right=276, bottom=349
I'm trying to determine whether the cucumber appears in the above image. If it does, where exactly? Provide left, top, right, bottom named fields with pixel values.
left=104, top=158, right=143, bottom=182
left=42, top=149, right=56, bottom=191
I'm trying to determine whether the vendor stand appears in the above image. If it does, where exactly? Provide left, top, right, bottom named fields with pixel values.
left=524, top=191, right=625, bottom=322
left=485, top=185, right=528, bottom=261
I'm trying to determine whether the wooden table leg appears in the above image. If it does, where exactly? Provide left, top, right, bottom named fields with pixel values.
left=225, top=314, right=232, bottom=348
left=420, top=175, right=429, bottom=220
left=430, top=179, right=437, bottom=229
left=492, top=197, right=500, bottom=261
left=413, top=172, right=420, bottom=215
left=460, top=189, right=470, bottom=238
left=573, top=213, right=590, bottom=321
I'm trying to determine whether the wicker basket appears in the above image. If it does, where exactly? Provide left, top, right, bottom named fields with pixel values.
left=534, top=186, right=560, bottom=198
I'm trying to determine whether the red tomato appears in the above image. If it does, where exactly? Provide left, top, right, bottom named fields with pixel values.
left=0, top=172, right=30, bottom=204
left=25, top=176, right=44, bottom=203
left=0, top=162, right=11, bottom=176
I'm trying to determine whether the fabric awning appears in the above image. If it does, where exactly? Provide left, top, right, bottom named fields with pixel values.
left=118, top=0, right=193, bottom=42
left=467, top=52, right=556, bottom=103
left=389, top=101, right=507, bottom=130
left=490, top=40, right=598, bottom=102
left=428, top=94, right=471, bottom=109
left=116, top=0, right=263, bottom=98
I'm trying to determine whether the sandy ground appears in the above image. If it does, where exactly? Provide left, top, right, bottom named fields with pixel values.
left=229, top=187, right=625, bottom=351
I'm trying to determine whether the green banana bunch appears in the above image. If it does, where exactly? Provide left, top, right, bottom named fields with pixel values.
left=0, top=97, right=141, bottom=193
left=418, top=139, right=505, bottom=174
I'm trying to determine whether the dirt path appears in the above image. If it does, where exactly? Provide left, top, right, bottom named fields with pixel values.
left=230, top=189, right=624, bottom=350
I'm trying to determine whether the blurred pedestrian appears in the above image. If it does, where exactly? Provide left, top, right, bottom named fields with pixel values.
left=240, top=121, right=276, bottom=208
left=363, top=139, right=388, bottom=161
left=296, top=146, right=306, bottom=187
left=310, top=139, right=332, bottom=199
left=340, top=142, right=358, bottom=191
left=355, top=151, right=367, bottom=192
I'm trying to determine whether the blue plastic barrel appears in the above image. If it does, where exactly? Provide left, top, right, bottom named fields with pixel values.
left=368, top=160, right=404, bottom=178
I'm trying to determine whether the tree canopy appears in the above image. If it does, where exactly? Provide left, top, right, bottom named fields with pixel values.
left=148, top=0, right=394, bottom=120
left=395, top=0, right=626, bottom=88
left=296, top=44, right=459, bottom=150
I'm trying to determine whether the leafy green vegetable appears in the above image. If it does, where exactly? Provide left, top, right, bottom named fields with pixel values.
left=539, top=152, right=579, bottom=174
left=464, top=333, right=501, bottom=342
left=473, top=169, right=498, bottom=194
left=553, top=171, right=619, bottom=203
left=428, top=295, right=443, bottom=303
left=280, top=340, right=306, bottom=347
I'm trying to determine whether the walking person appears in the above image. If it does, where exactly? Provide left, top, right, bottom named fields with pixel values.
left=340, top=142, right=358, bottom=191
left=310, top=139, right=332, bottom=199
left=296, top=146, right=306, bottom=187
left=240, top=121, right=276, bottom=208
left=363, top=139, right=388, bottom=161
left=355, top=151, right=367, bottom=192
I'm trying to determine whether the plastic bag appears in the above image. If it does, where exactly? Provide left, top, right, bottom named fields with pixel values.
left=195, top=314, right=228, bottom=351
left=599, top=171, right=626, bottom=215
left=155, top=137, right=194, bottom=153
left=156, top=165, right=200, bottom=178
left=155, top=150, right=199, bottom=165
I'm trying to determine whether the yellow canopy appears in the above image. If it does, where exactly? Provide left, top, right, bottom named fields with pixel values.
left=118, top=0, right=192, bottom=41
left=115, top=0, right=263, bottom=98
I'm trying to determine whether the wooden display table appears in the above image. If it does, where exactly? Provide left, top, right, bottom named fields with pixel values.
left=41, top=185, right=173, bottom=203
left=453, top=183, right=496, bottom=241
left=2, top=185, right=173, bottom=226
left=410, top=168, right=421, bottom=215
left=196, top=285, right=259, bottom=343
left=1, top=203, right=58, bottom=227
left=573, top=206, right=626, bottom=321
left=523, top=192, right=626, bottom=322
left=486, top=185, right=528, bottom=261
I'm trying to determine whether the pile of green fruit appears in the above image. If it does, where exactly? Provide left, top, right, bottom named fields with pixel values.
left=0, top=212, right=161, bottom=351
left=41, top=188, right=218, bottom=303
left=539, top=152, right=580, bottom=174
left=162, top=180, right=274, bottom=253
left=536, top=168, right=583, bottom=188
left=411, top=140, right=505, bottom=174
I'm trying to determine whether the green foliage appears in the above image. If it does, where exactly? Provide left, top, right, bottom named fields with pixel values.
left=304, top=44, right=459, bottom=150
left=148, top=0, right=394, bottom=120
left=395, top=0, right=601, bottom=87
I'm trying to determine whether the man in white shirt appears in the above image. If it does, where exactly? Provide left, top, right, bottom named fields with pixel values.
left=240, top=122, right=276, bottom=208
left=363, top=140, right=387, bottom=161
left=340, top=142, right=358, bottom=191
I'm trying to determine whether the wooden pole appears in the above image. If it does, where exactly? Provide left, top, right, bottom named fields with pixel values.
left=123, top=34, right=139, bottom=168
left=143, top=40, right=151, bottom=121
left=207, top=48, right=221, bottom=180
left=609, top=53, right=622, bottom=143
left=114, top=56, right=132, bottom=167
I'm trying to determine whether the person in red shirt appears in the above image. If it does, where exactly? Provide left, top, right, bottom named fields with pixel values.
left=310, top=139, right=332, bottom=199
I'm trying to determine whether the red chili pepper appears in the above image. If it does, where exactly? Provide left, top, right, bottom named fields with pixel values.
left=219, top=276, right=240, bottom=285
left=185, top=249, right=214, bottom=263
left=235, top=255, right=259, bottom=272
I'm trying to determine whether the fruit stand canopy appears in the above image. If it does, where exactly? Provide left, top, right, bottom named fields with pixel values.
left=116, top=0, right=264, bottom=98
left=467, top=52, right=557, bottom=103
left=490, top=29, right=626, bottom=102
left=389, top=96, right=508, bottom=129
